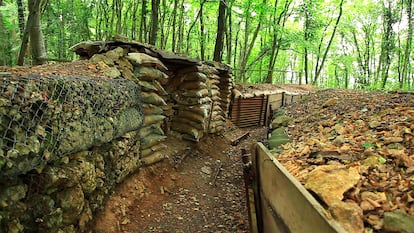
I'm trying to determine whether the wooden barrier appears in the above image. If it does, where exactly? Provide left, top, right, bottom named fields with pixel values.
left=251, top=143, right=347, bottom=233
left=230, top=92, right=305, bottom=128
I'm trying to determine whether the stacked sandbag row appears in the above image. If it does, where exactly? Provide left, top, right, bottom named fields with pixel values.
left=205, top=69, right=226, bottom=134
left=170, top=67, right=211, bottom=142
left=125, top=53, right=169, bottom=165
left=217, top=73, right=233, bottom=118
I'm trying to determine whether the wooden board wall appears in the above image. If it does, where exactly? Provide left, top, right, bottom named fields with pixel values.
left=252, top=143, right=347, bottom=233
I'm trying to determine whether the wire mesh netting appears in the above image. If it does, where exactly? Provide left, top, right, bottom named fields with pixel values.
left=0, top=74, right=143, bottom=177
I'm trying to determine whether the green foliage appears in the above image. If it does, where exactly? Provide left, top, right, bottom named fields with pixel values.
left=0, top=0, right=412, bottom=91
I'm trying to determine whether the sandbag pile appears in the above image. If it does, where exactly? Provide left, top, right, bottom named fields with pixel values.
left=204, top=67, right=226, bottom=134
left=169, top=66, right=210, bottom=142
left=126, top=52, right=169, bottom=165
left=217, top=72, right=234, bottom=118
left=86, top=48, right=169, bottom=165
left=168, top=63, right=233, bottom=141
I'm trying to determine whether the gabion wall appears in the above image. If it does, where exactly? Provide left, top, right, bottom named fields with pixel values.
left=0, top=74, right=144, bottom=233
left=0, top=74, right=143, bottom=177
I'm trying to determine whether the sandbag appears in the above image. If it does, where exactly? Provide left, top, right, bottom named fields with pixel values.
left=134, top=66, right=168, bottom=83
left=126, top=52, right=168, bottom=72
left=141, top=143, right=167, bottom=157
left=178, top=104, right=211, bottom=117
left=143, top=114, right=166, bottom=126
left=177, top=110, right=206, bottom=123
left=182, top=89, right=209, bottom=98
left=179, top=81, right=207, bottom=90
left=173, top=118, right=206, bottom=131
left=139, top=124, right=164, bottom=138
left=140, top=151, right=166, bottom=166
left=153, top=80, right=168, bottom=96
left=172, top=122, right=203, bottom=142
left=174, top=96, right=211, bottom=106
left=141, top=135, right=167, bottom=150
left=141, top=92, right=166, bottom=106
left=142, top=104, right=164, bottom=115
left=182, top=72, right=207, bottom=81
left=139, top=80, right=158, bottom=92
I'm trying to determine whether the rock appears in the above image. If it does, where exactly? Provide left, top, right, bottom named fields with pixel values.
left=329, top=201, right=364, bottom=233
left=384, top=136, right=404, bottom=144
left=369, top=121, right=381, bottom=129
left=305, top=165, right=360, bottom=205
left=56, top=184, right=85, bottom=224
left=271, top=115, right=292, bottom=128
left=0, top=184, right=27, bottom=205
left=201, top=166, right=212, bottom=175
left=105, top=47, right=124, bottom=61
left=322, top=98, right=339, bottom=108
left=332, top=135, right=346, bottom=146
left=383, top=210, right=414, bottom=233
left=268, top=135, right=291, bottom=149
left=103, top=67, right=121, bottom=78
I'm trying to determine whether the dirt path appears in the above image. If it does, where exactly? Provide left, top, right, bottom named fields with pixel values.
left=89, top=126, right=267, bottom=233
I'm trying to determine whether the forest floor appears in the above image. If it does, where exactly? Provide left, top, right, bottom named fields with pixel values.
left=88, top=124, right=267, bottom=233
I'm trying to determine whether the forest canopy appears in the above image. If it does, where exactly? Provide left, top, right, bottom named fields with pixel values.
left=0, top=0, right=413, bottom=90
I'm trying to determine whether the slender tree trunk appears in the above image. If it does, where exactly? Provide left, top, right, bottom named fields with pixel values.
left=29, top=0, right=47, bottom=65
left=149, top=0, right=159, bottom=45
left=186, top=0, right=207, bottom=55
left=17, top=0, right=25, bottom=39
left=131, top=0, right=138, bottom=39
left=171, top=0, right=178, bottom=52
left=266, top=0, right=292, bottom=83
left=213, top=0, right=227, bottom=62
left=401, top=0, right=413, bottom=88
left=237, top=0, right=266, bottom=81
left=177, top=0, right=185, bottom=53
left=139, top=0, right=148, bottom=42
left=199, top=4, right=205, bottom=60
left=312, top=0, right=344, bottom=85
left=226, top=1, right=232, bottom=65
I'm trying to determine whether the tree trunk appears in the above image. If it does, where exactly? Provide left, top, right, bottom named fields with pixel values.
left=17, top=0, right=25, bottom=39
left=29, top=0, right=47, bottom=65
left=265, top=0, right=292, bottom=84
left=139, top=0, right=148, bottom=42
left=237, top=0, right=266, bottom=82
left=131, top=0, right=139, bottom=39
left=199, top=4, right=205, bottom=60
left=149, top=0, right=159, bottom=45
left=177, top=0, right=185, bottom=52
left=401, top=0, right=413, bottom=88
left=186, top=0, right=207, bottom=55
left=312, top=0, right=344, bottom=85
left=213, top=0, right=227, bottom=62
left=171, top=0, right=178, bottom=52
left=225, top=1, right=232, bottom=64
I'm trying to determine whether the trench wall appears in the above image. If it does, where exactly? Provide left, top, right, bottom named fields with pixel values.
left=0, top=40, right=234, bottom=233
left=0, top=74, right=144, bottom=232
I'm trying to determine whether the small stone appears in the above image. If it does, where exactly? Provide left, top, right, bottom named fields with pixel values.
left=322, top=98, right=339, bottom=108
left=271, top=115, right=292, bottom=128
left=383, top=209, right=414, bottom=233
left=330, top=201, right=364, bottom=233
left=201, top=166, right=212, bottom=175
left=369, top=121, right=381, bottom=129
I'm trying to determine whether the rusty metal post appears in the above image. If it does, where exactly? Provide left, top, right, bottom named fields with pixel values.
left=241, top=148, right=259, bottom=233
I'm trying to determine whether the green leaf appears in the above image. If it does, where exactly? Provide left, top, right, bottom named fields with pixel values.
left=378, top=156, right=386, bottom=164
left=362, top=142, right=374, bottom=149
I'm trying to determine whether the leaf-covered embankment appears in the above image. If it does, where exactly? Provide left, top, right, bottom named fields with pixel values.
left=272, top=89, right=414, bottom=232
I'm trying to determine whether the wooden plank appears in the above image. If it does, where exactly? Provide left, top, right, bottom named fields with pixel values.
left=253, top=143, right=347, bottom=233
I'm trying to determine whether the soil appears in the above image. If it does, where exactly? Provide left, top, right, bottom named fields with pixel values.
left=88, top=123, right=267, bottom=233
